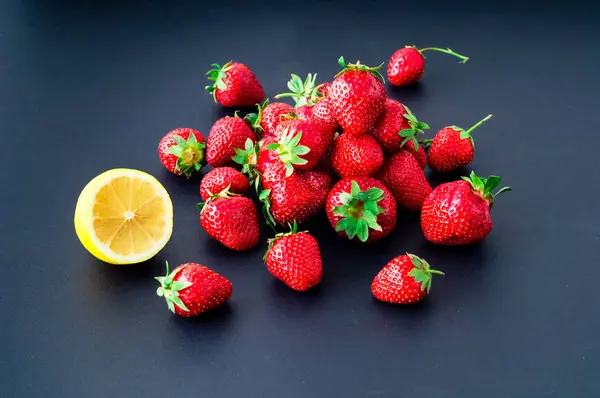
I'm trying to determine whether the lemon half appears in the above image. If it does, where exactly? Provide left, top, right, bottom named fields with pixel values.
left=74, top=168, right=173, bottom=264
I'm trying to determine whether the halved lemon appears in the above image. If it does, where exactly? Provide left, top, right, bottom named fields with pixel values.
left=74, top=168, right=173, bottom=264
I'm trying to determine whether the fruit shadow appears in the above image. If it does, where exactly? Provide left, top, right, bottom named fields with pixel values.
left=211, top=105, right=257, bottom=121
left=86, top=255, right=166, bottom=290
left=425, top=167, right=470, bottom=188
left=386, top=82, right=426, bottom=102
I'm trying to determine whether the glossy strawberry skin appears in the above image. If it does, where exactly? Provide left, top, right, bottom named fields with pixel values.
left=261, top=102, right=294, bottom=137
left=295, top=105, right=314, bottom=120
left=311, top=95, right=339, bottom=135
left=371, top=255, right=425, bottom=304
left=207, top=117, right=256, bottom=168
left=215, top=63, right=264, bottom=107
left=326, top=177, right=397, bottom=243
left=427, top=127, right=474, bottom=172
left=200, top=167, right=249, bottom=201
left=330, top=70, right=386, bottom=136
left=158, top=128, right=205, bottom=175
left=168, top=263, right=232, bottom=317
left=275, top=119, right=333, bottom=170
left=265, top=232, right=322, bottom=291
left=387, top=47, right=425, bottom=87
left=200, top=196, right=260, bottom=251
left=331, top=133, right=384, bottom=178
left=421, top=180, right=492, bottom=245
left=377, top=151, right=432, bottom=211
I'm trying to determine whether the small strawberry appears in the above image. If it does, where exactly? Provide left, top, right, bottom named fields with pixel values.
left=158, top=128, right=206, bottom=178
left=330, top=57, right=386, bottom=136
left=198, top=188, right=260, bottom=251
left=425, top=114, right=493, bottom=173
left=377, top=150, right=432, bottom=211
left=207, top=115, right=256, bottom=168
left=331, top=133, right=384, bottom=178
left=388, top=46, right=469, bottom=87
left=421, top=171, right=511, bottom=245
left=326, top=177, right=396, bottom=243
left=200, top=167, right=249, bottom=201
left=264, top=221, right=322, bottom=291
left=371, top=99, right=429, bottom=167
left=205, top=61, right=264, bottom=107
left=371, top=254, right=444, bottom=304
left=245, top=99, right=294, bottom=137
left=155, top=262, right=232, bottom=317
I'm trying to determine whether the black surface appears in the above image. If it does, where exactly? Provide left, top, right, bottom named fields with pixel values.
left=2, top=1, right=599, bottom=397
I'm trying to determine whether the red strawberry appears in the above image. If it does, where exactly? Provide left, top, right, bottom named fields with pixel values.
left=198, top=189, right=260, bottom=251
left=425, top=114, right=493, bottom=173
left=330, top=57, right=386, bottom=136
left=371, top=99, right=429, bottom=167
left=207, top=115, right=256, bottom=168
left=200, top=167, right=249, bottom=201
left=205, top=61, right=264, bottom=107
left=245, top=99, right=294, bottom=137
left=326, top=177, right=396, bottom=243
left=371, top=254, right=444, bottom=304
left=387, top=46, right=469, bottom=87
left=264, top=222, right=322, bottom=291
left=158, top=128, right=206, bottom=178
left=295, top=105, right=314, bottom=120
left=421, top=171, right=511, bottom=245
left=331, top=133, right=384, bottom=178
left=377, top=150, right=432, bottom=211
left=155, top=262, right=232, bottom=317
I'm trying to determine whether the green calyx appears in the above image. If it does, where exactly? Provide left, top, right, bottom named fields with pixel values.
left=167, top=132, right=206, bottom=178
left=449, top=114, right=493, bottom=150
left=205, top=61, right=233, bottom=102
left=263, top=220, right=303, bottom=260
left=232, top=137, right=261, bottom=190
left=414, top=46, right=470, bottom=63
left=398, top=106, right=430, bottom=152
left=336, top=56, right=385, bottom=83
left=196, top=185, right=236, bottom=213
left=155, top=261, right=193, bottom=313
left=406, top=253, right=445, bottom=294
left=275, top=73, right=323, bottom=107
left=332, top=181, right=386, bottom=242
left=258, top=187, right=276, bottom=230
left=265, top=127, right=310, bottom=177
left=244, top=99, right=269, bottom=133
left=462, top=171, right=512, bottom=207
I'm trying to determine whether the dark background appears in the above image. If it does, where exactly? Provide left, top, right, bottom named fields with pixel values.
left=2, top=1, right=599, bottom=397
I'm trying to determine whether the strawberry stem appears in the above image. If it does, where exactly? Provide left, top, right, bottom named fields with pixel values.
left=465, top=114, right=493, bottom=135
left=417, top=47, right=469, bottom=63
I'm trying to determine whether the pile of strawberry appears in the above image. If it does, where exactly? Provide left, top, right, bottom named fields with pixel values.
left=156, top=46, right=511, bottom=317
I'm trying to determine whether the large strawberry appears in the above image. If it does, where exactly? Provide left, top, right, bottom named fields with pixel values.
left=421, top=171, right=511, bottom=245
left=425, top=114, right=493, bottom=173
left=207, top=115, right=256, bottom=168
left=371, top=254, right=443, bottom=304
left=205, top=61, right=264, bottom=107
left=245, top=99, right=294, bottom=137
left=158, top=128, right=206, bottom=178
left=331, top=133, right=384, bottom=178
left=155, top=262, right=232, bottom=317
left=377, top=150, right=432, bottom=211
left=388, top=46, right=469, bottom=87
left=370, top=99, right=429, bottom=168
left=198, top=188, right=260, bottom=251
left=264, top=222, right=322, bottom=291
left=200, top=167, right=249, bottom=201
left=326, top=177, right=396, bottom=243
left=330, top=57, right=386, bottom=136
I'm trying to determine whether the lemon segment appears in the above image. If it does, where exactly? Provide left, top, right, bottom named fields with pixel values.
left=74, top=169, right=173, bottom=264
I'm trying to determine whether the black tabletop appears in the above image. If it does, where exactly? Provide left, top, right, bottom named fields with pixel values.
left=2, top=1, right=599, bottom=397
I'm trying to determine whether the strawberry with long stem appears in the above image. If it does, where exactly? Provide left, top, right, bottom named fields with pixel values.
left=388, top=46, right=469, bottom=86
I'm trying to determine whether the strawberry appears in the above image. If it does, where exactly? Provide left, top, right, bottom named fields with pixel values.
left=326, top=177, right=396, bottom=243
left=294, top=105, right=314, bottom=120
left=331, top=133, right=384, bottom=178
left=425, top=114, right=493, bottom=173
left=264, top=222, right=322, bottom=291
left=155, top=262, right=232, bottom=317
left=370, top=99, right=429, bottom=168
left=199, top=167, right=249, bottom=201
left=158, top=128, right=206, bottom=178
left=198, top=188, right=260, bottom=251
left=377, top=150, right=432, bottom=211
left=387, top=46, right=469, bottom=87
left=421, top=171, right=511, bottom=245
left=206, top=115, right=256, bottom=168
left=205, top=61, right=264, bottom=107
left=245, top=99, right=294, bottom=137
left=371, top=254, right=444, bottom=304
left=330, top=57, right=386, bottom=136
